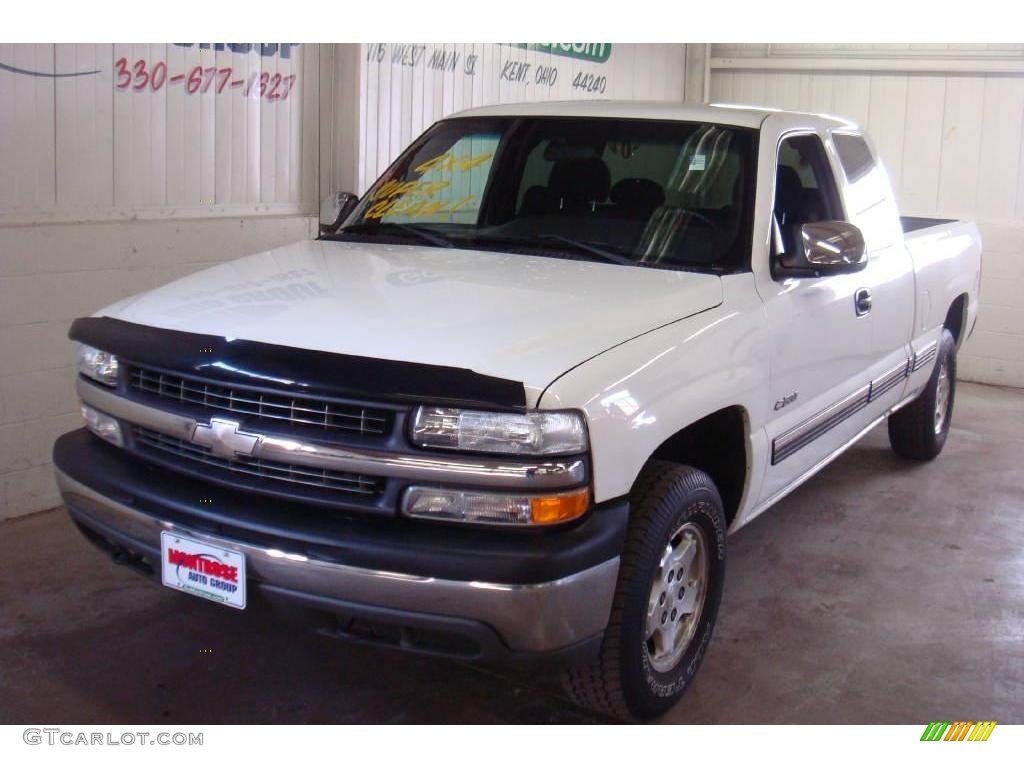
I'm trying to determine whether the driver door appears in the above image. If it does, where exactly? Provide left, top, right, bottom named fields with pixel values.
left=755, top=128, right=876, bottom=505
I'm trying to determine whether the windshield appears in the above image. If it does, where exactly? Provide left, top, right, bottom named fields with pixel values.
left=335, top=116, right=757, bottom=272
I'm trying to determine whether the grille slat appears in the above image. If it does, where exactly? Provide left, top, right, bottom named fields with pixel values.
left=133, top=373, right=387, bottom=422
left=128, top=367, right=390, bottom=436
left=133, top=426, right=383, bottom=497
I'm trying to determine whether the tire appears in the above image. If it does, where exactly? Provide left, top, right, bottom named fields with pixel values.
left=562, top=461, right=727, bottom=721
left=888, top=328, right=957, bottom=461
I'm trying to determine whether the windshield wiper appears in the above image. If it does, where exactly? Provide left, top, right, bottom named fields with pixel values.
left=470, top=233, right=640, bottom=267
left=336, top=222, right=455, bottom=249
left=535, top=235, right=639, bottom=267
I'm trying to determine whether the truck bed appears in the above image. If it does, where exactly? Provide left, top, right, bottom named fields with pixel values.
left=901, top=216, right=956, bottom=234
left=900, top=217, right=982, bottom=346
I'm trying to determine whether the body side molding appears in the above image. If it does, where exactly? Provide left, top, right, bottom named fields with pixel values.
left=771, top=354, right=913, bottom=464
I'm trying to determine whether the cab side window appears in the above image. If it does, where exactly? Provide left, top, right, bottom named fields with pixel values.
left=773, top=134, right=843, bottom=258
left=833, top=133, right=902, bottom=250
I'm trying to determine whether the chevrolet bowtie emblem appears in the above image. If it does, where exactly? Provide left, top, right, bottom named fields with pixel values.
left=191, top=418, right=260, bottom=460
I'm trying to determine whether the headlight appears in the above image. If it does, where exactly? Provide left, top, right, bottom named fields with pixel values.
left=411, top=407, right=588, bottom=455
left=403, top=486, right=589, bottom=526
left=78, top=344, right=119, bottom=387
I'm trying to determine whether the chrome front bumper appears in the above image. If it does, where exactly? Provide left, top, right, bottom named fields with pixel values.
left=57, top=468, right=619, bottom=655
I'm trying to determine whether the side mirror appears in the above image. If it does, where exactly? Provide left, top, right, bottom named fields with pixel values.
left=319, top=192, right=360, bottom=236
left=777, top=220, right=867, bottom=276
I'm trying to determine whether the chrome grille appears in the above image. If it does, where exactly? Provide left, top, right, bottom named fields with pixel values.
left=128, top=366, right=390, bottom=437
left=133, top=426, right=383, bottom=497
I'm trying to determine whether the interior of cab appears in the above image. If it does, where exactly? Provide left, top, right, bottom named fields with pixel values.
left=772, top=133, right=843, bottom=259
left=504, top=123, right=751, bottom=268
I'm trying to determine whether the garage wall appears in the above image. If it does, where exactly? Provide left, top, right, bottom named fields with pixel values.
left=1, top=43, right=319, bottom=221
left=0, top=43, right=323, bottom=520
left=710, top=44, right=1024, bottom=388
left=356, top=43, right=688, bottom=192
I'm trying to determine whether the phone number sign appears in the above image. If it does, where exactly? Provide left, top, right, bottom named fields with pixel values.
left=114, top=43, right=299, bottom=102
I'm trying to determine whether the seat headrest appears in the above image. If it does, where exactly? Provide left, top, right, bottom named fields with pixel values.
left=549, top=158, right=611, bottom=208
left=610, top=178, right=666, bottom=213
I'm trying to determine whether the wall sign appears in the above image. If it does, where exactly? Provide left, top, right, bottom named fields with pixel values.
left=513, top=43, right=612, bottom=64
left=113, top=56, right=298, bottom=101
left=0, top=43, right=316, bottom=218
left=358, top=43, right=686, bottom=192
left=365, top=42, right=614, bottom=95
left=0, top=44, right=301, bottom=102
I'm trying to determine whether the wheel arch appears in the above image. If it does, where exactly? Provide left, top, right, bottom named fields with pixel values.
left=641, top=405, right=751, bottom=527
left=944, top=293, right=969, bottom=349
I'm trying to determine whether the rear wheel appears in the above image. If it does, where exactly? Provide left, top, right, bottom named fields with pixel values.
left=888, top=328, right=957, bottom=461
left=561, top=462, right=727, bottom=721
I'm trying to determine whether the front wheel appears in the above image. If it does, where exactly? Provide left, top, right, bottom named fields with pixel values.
left=888, top=328, right=957, bottom=461
left=562, top=462, right=727, bottom=721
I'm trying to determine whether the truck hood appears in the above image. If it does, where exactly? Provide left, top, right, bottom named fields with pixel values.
left=98, top=240, right=723, bottom=402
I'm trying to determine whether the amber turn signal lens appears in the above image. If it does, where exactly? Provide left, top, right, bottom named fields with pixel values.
left=530, top=488, right=590, bottom=525
left=402, top=486, right=590, bottom=526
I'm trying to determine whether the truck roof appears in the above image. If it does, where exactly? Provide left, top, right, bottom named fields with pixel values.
left=446, top=100, right=856, bottom=130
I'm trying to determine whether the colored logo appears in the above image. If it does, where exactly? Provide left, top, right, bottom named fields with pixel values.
left=920, top=721, right=996, bottom=741
left=514, top=44, right=612, bottom=64
left=167, top=549, right=239, bottom=585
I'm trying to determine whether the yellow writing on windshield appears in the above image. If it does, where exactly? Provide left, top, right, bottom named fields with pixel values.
left=365, top=194, right=477, bottom=220
left=363, top=148, right=494, bottom=219
left=370, top=179, right=451, bottom=202
left=414, top=150, right=494, bottom=175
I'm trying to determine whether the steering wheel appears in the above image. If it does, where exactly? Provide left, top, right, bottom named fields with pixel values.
left=675, top=208, right=719, bottom=232
left=639, top=207, right=722, bottom=267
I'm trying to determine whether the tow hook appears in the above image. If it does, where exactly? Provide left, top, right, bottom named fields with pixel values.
left=110, top=546, right=152, bottom=575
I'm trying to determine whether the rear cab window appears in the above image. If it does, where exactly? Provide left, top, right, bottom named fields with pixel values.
left=831, top=133, right=902, bottom=249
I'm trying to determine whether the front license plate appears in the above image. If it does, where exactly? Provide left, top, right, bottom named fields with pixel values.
left=160, top=531, right=247, bottom=609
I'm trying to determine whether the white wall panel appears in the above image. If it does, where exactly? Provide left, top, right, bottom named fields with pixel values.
left=356, top=43, right=687, bottom=192
left=899, top=76, right=945, bottom=215
left=54, top=44, right=114, bottom=209
left=864, top=75, right=908, bottom=194
left=936, top=76, right=985, bottom=217
left=0, top=43, right=320, bottom=223
left=977, top=77, right=1024, bottom=219
left=710, top=44, right=1024, bottom=387
left=0, top=44, right=56, bottom=213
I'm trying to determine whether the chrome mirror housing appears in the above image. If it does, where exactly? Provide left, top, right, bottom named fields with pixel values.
left=802, top=221, right=867, bottom=270
left=319, top=191, right=360, bottom=236
left=798, top=220, right=867, bottom=274
left=776, top=220, right=867, bottom=276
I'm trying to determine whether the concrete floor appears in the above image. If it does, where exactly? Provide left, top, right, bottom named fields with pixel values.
left=1, top=381, right=1021, bottom=724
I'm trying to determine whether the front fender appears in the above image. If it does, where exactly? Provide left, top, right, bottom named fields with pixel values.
left=539, top=274, right=770, bottom=516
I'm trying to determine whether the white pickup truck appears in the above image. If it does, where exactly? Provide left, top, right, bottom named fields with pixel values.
left=55, top=101, right=981, bottom=721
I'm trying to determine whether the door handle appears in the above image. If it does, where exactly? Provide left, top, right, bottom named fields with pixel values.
left=855, top=288, right=872, bottom=316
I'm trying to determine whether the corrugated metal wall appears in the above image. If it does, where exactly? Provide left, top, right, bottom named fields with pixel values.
left=0, top=43, right=319, bottom=222
left=710, top=44, right=1024, bottom=388
left=356, top=43, right=687, bottom=191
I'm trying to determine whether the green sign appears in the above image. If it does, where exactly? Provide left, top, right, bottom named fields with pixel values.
left=514, top=44, right=612, bottom=64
